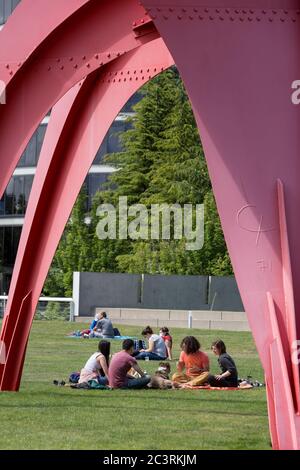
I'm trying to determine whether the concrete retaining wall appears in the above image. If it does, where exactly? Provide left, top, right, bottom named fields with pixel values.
left=74, top=272, right=244, bottom=317
left=77, top=307, right=250, bottom=331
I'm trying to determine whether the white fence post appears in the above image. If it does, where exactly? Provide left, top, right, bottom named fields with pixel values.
left=69, top=301, right=75, bottom=322
left=188, top=310, right=193, bottom=328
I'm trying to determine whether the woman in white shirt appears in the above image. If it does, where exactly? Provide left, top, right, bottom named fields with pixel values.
left=135, top=326, right=167, bottom=361
left=79, top=340, right=110, bottom=385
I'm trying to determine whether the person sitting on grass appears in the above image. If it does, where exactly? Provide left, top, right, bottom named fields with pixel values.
left=68, top=312, right=101, bottom=337
left=109, top=339, right=150, bottom=389
left=78, top=340, right=110, bottom=386
left=207, top=339, right=238, bottom=388
left=89, top=311, right=115, bottom=339
left=159, top=326, right=173, bottom=360
left=172, top=336, right=209, bottom=386
left=134, top=326, right=167, bottom=361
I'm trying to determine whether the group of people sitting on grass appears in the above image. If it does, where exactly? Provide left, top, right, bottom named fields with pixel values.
left=70, top=311, right=117, bottom=338
left=77, top=326, right=238, bottom=390
left=133, top=326, right=173, bottom=361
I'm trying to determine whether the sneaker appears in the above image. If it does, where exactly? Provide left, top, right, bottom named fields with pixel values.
left=83, top=333, right=89, bottom=338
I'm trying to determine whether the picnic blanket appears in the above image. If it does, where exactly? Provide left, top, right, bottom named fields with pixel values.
left=180, top=384, right=253, bottom=390
left=66, top=335, right=136, bottom=340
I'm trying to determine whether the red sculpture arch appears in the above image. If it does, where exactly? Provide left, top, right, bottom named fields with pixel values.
left=1, top=0, right=300, bottom=450
left=0, top=38, right=174, bottom=392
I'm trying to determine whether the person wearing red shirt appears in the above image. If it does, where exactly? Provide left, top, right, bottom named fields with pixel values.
left=159, top=327, right=173, bottom=360
left=109, top=339, right=150, bottom=389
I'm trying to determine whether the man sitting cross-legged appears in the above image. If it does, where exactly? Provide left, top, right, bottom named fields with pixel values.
left=109, top=339, right=150, bottom=389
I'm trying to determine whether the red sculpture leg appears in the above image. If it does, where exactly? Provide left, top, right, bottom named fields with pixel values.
left=0, top=0, right=158, bottom=198
left=141, top=0, right=300, bottom=448
left=0, top=39, right=173, bottom=391
left=1, top=0, right=300, bottom=450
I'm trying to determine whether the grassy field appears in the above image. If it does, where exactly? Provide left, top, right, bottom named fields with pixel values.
left=0, top=321, right=271, bottom=450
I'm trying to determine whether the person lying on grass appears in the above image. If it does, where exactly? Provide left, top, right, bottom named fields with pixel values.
left=172, top=336, right=210, bottom=386
left=207, top=339, right=238, bottom=388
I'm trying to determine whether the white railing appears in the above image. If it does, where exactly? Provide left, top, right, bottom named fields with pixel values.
left=188, top=310, right=193, bottom=328
left=0, top=295, right=75, bottom=322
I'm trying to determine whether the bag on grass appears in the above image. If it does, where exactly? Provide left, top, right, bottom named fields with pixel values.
left=88, top=379, right=110, bottom=390
left=69, top=371, right=80, bottom=384
left=133, top=339, right=146, bottom=351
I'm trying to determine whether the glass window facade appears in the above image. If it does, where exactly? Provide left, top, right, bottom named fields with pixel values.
left=0, top=175, right=34, bottom=216
left=93, top=119, right=132, bottom=164
left=121, top=92, right=143, bottom=113
left=85, top=173, right=109, bottom=210
left=0, top=226, right=22, bottom=267
left=18, top=124, right=47, bottom=167
left=0, top=0, right=20, bottom=24
left=0, top=226, right=21, bottom=293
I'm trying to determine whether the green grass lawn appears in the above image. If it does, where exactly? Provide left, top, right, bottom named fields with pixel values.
left=0, top=321, right=271, bottom=450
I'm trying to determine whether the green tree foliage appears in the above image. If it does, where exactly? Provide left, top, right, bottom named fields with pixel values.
left=44, top=189, right=93, bottom=297
left=103, top=69, right=231, bottom=276
left=44, top=68, right=232, bottom=296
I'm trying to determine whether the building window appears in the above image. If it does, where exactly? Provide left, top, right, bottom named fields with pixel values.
left=86, top=173, right=109, bottom=210
left=93, top=119, right=132, bottom=164
left=0, top=225, right=22, bottom=293
left=0, top=175, right=34, bottom=216
left=0, top=0, right=21, bottom=24
left=18, top=124, right=47, bottom=167
left=0, top=226, right=22, bottom=267
left=121, top=92, right=142, bottom=113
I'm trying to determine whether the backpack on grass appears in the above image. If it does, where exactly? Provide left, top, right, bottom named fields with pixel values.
left=69, top=371, right=80, bottom=384
left=133, top=339, right=146, bottom=351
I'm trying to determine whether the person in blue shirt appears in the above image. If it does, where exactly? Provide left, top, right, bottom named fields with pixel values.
left=68, top=312, right=102, bottom=337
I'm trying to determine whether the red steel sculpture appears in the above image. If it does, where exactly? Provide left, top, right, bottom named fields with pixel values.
left=0, top=0, right=300, bottom=450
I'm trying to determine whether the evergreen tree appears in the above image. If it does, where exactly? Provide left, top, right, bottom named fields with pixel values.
left=142, top=77, right=210, bottom=205
left=202, top=190, right=233, bottom=275
left=44, top=68, right=233, bottom=296
left=90, top=68, right=184, bottom=273
left=113, top=69, right=213, bottom=275
left=104, top=68, right=181, bottom=204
